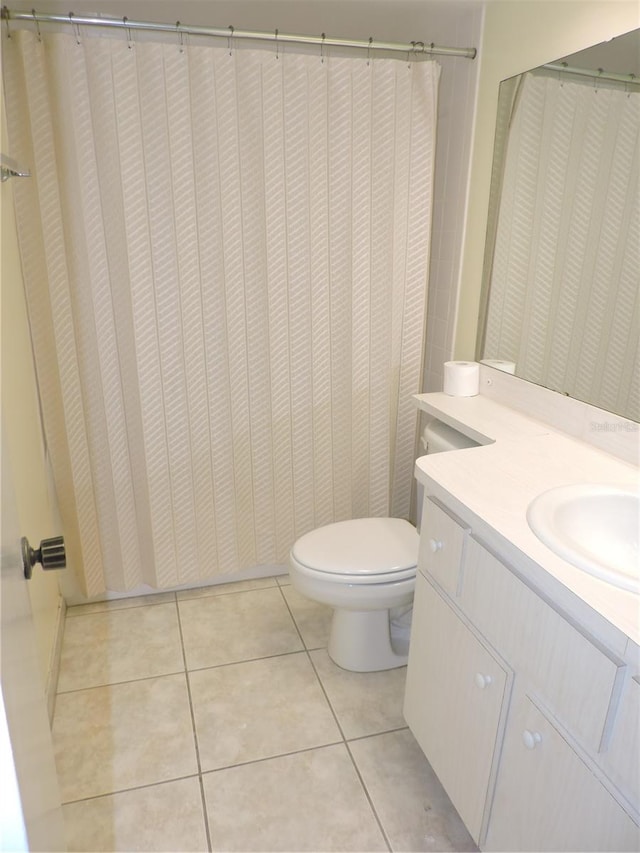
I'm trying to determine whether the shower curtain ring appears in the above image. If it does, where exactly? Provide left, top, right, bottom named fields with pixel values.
left=367, top=36, right=373, bottom=66
left=175, top=21, right=185, bottom=53
left=228, top=25, right=234, bottom=56
left=275, top=28, right=279, bottom=59
left=124, top=16, right=134, bottom=49
left=69, top=12, right=81, bottom=44
left=3, top=6, right=11, bottom=39
left=592, top=68, right=605, bottom=93
left=32, top=9, right=42, bottom=42
left=320, top=32, right=325, bottom=64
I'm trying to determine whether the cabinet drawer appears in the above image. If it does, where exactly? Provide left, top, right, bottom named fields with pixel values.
left=461, top=537, right=623, bottom=753
left=404, top=573, right=508, bottom=843
left=485, top=693, right=640, bottom=852
left=602, top=675, right=640, bottom=808
left=419, top=498, right=468, bottom=597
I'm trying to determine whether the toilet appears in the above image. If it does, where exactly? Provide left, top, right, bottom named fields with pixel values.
left=289, top=419, right=478, bottom=672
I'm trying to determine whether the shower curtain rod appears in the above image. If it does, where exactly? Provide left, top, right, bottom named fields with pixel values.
left=542, top=61, right=639, bottom=87
left=1, top=7, right=477, bottom=59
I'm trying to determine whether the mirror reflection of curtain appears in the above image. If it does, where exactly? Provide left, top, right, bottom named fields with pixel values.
left=4, top=29, right=439, bottom=596
left=485, top=72, right=639, bottom=420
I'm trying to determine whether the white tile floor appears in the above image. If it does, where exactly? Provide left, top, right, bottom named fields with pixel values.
left=54, top=575, right=477, bottom=852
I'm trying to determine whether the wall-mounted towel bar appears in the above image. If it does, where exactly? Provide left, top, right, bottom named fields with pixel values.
left=1, top=153, right=30, bottom=182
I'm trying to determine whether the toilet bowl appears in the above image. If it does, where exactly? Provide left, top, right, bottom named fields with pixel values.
left=289, top=517, right=419, bottom=672
left=289, top=419, right=479, bottom=672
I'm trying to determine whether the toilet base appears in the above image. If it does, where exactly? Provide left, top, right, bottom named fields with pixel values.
left=328, top=608, right=409, bottom=672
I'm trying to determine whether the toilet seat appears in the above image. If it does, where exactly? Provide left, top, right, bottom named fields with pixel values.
left=291, top=517, right=418, bottom=585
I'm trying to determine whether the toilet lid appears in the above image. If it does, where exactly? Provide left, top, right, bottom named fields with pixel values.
left=291, top=518, right=418, bottom=577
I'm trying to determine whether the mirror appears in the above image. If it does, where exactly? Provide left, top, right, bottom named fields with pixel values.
left=477, top=30, right=639, bottom=421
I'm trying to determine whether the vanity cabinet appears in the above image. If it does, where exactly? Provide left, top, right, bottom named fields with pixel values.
left=485, top=693, right=640, bottom=852
left=404, top=495, right=640, bottom=851
left=404, top=572, right=508, bottom=841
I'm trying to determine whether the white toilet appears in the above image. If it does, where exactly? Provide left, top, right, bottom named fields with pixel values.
left=289, top=419, right=478, bottom=672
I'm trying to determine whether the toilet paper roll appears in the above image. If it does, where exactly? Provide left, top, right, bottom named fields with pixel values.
left=443, top=361, right=480, bottom=397
left=480, top=359, right=516, bottom=375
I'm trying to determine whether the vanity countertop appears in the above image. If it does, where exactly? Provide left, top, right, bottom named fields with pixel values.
left=413, top=393, right=640, bottom=652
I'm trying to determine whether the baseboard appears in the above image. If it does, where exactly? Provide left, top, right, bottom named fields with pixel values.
left=64, top=563, right=289, bottom=606
left=45, top=594, right=66, bottom=724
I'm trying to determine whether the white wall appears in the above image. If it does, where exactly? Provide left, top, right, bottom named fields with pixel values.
left=454, top=0, right=640, bottom=360
left=422, top=6, right=483, bottom=392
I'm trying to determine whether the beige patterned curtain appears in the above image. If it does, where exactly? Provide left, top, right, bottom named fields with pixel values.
left=4, top=29, right=438, bottom=596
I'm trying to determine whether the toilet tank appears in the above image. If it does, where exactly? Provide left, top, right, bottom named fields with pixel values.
left=421, top=418, right=479, bottom=455
left=415, top=419, right=479, bottom=532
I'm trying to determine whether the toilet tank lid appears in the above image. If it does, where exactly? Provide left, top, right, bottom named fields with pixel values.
left=291, top=517, right=419, bottom=575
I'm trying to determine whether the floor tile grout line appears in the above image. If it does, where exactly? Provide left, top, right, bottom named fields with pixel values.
left=274, top=584, right=350, bottom=741
left=55, top=647, right=328, bottom=697
left=177, top=581, right=283, bottom=604
left=196, top=774, right=212, bottom=853
left=185, top=647, right=309, bottom=673
left=278, top=583, right=399, bottom=853
left=276, top=583, right=403, bottom=747
left=177, top=578, right=284, bottom=599
left=200, top=738, right=347, bottom=775
left=197, top=726, right=412, bottom=776
left=65, top=592, right=179, bottom=617
left=346, top=724, right=411, bottom=744
left=344, top=738, right=394, bottom=853
left=304, top=647, right=349, bottom=742
left=59, top=772, right=202, bottom=806
left=175, top=598, right=213, bottom=853
left=303, top=647, right=393, bottom=851
left=55, top=668, right=188, bottom=696
left=276, top=581, right=317, bottom=655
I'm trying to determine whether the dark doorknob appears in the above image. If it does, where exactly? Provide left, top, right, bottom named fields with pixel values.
left=21, top=536, right=66, bottom=579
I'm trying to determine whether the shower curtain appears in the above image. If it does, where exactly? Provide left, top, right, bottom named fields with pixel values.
left=484, top=72, right=639, bottom=419
left=3, top=28, right=439, bottom=596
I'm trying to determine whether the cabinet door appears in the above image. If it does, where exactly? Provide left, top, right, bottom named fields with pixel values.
left=404, top=573, right=508, bottom=843
left=461, top=537, right=622, bottom=754
left=601, top=674, right=640, bottom=807
left=485, top=693, right=640, bottom=852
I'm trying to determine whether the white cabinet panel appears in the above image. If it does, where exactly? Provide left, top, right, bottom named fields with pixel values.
left=602, top=674, right=640, bottom=807
left=404, top=573, right=508, bottom=843
left=419, top=499, right=468, bottom=597
left=485, top=694, right=640, bottom=852
left=461, top=537, right=622, bottom=752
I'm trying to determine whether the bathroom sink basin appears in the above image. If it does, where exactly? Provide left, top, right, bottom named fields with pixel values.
left=527, top=485, right=640, bottom=593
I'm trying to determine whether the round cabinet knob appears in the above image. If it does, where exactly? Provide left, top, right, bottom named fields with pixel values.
left=522, top=729, right=543, bottom=750
left=429, top=538, right=443, bottom=553
left=475, top=672, right=493, bottom=689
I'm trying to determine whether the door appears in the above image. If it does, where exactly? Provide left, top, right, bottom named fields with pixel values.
left=1, top=428, right=65, bottom=851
